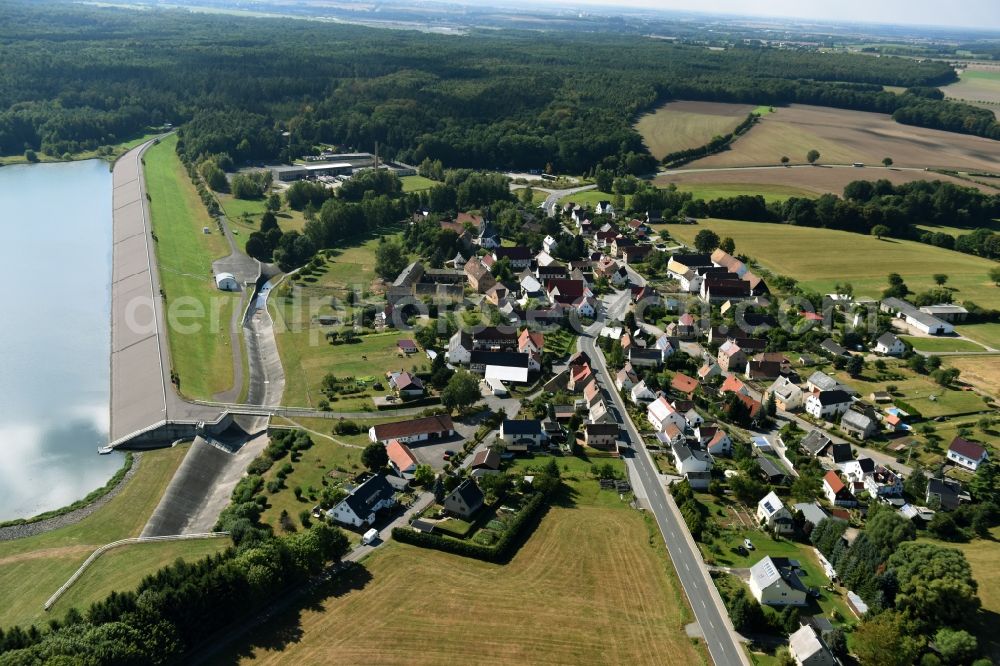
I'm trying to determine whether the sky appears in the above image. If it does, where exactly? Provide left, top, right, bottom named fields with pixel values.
left=533, top=0, right=1000, bottom=30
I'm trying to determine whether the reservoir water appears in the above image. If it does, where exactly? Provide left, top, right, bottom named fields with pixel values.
left=0, top=159, right=121, bottom=521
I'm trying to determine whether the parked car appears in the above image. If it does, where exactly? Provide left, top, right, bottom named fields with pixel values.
left=744, top=538, right=754, bottom=550
left=444, top=449, right=456, bottom=457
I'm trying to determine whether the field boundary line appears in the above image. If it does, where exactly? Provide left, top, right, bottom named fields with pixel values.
left=44, top=532, right=230, bottom=611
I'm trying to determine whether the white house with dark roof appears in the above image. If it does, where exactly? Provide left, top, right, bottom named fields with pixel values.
left=947, top=437, right=989, bottom=471
left=327, top=475, right=397, bottom=527
left=805, top=390, right=853, bottom=421
left=443, top=479, right=484, bottom=519
left=500, top=420, right=547, bottom=451
left=756, top=491, right=794, bottom=534
left=630, top=380, right=657, bottom=405
left=671, top=442, right=713, bottom=476
left=748, top=556, right=808, bottom=607
left=874, top=332, right=906, bottom=356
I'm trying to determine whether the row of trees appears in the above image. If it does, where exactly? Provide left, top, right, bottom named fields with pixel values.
left=680, top=179, right=1000, bottom=260
left=0, top=525, right=349, bottom=662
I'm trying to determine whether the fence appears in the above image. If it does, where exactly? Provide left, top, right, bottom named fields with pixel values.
left=44, top=532, right=230, bottom=610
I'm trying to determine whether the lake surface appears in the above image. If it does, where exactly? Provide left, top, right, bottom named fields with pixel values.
left=0, top=159, right=121, bottom=521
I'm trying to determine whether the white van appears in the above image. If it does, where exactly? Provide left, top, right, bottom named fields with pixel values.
left=362, top=528, right=379, bottom=546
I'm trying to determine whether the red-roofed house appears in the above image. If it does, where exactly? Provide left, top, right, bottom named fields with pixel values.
left=720, top=375, right=750, bottom=397
left=397, top=339, right=418, bottom=354
left=947, top=437, right=989, bottom=471
left=823, top=470, right=857, bottom=507
left=370, top=415, right=455, bottom=444
left=671, top=373, right=700, bottom=398
left=386, top=439, right=418, bottom=476
left=518, top=329, right=545, bottom=355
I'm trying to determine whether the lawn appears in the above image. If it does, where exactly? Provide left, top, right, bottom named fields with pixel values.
left=673, top=182, right=815, bottom=203
left=400, top=175, right=440, bottom=192
left=254, top=421, right=384, bottom=531
left=901, top=336, right=985, bottom=353
left=957, top=323, right=1000, bottom=350
left=634, top=100, right=755, bottom=160
left=943, top=66, right=1000, bottom=115
left=269, top=234, right=416, bottom=408
left=52, top=538, right=229, bottom=616
left=221, top=457, right=706, bottom=666
left=217, top=195, right=308, bottom=253
left=667, top=218, right=1000, bottom=309
left=145, top=134, right=240, bottom=400
left=0, top=445, right=212, bottom=628
left=831, top=366, right=991, bottom=418
left=557, top=189, right=630, bottom=209
left=696, top=492, right=853, bottom=625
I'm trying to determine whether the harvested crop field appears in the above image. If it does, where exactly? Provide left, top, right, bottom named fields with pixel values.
left=944, top=355, right=1000, bottom=397
left=685, top=104, right=1000, bottom=172
left=223, top=504, right=705, bottom=666
left=666, top=218, right=1000, bottom=310
left=655, top=165, right=997, bottom=198
left=635, top=100, right=754, bottom=160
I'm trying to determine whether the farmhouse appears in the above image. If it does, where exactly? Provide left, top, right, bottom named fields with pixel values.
left=493, top=246, right=533, bottom=270
left=369, top=414, right=455, bottom=444
left=326, top=475, right=396, bottom=527
left=947, top=437, right=989, bottom=471
left=919, top=304, right=968, bottom=323
left=443, top=479, right=484, bottom=519
left=748, top=556, right=808, bottom=607
left=745, top=359, right=781, bottom=381
left=874, top=332, right=906, bottom=356
left=464, top=256, right=497, bottom=293
left=629, top=347, right=665, bottom=368
left=880, top=297, right=954, bottom=335
left=756, top=491, right=794, bottom=535
left=386, top=439, right=418, bottom=476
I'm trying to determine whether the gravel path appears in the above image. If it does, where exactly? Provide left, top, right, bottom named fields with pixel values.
left=0, top=453, right=142, bottom=542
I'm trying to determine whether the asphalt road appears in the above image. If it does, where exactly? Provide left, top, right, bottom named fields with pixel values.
left=580, top=327, right=749, bottom=666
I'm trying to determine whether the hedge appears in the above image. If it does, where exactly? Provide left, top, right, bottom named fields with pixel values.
left=392, top=490, right=550, bottom=563
left=662, top=113, right=758, bottom=168
left=893, top=398, right=924, bottom=420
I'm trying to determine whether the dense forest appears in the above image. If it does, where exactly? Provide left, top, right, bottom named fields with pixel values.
left=1, top=1, right=996, bottom=175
